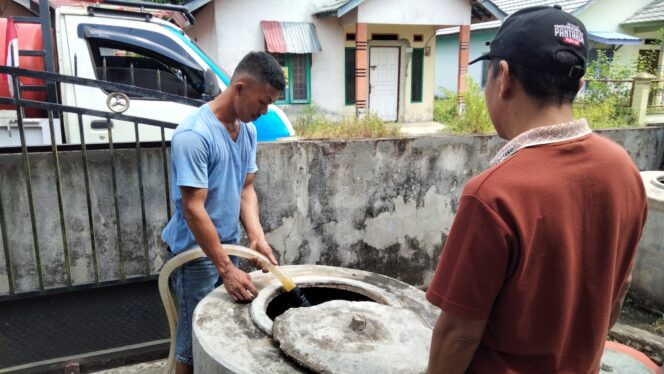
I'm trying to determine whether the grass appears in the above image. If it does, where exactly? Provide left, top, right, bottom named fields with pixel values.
left=434, top=78, right=636, bottom=135
left=434, top=79, right=494, bottom=135
left=573, top=97, right=634, bottom=129
left=293, top=105, right=400, bottom=140
left=655, top=317, right=664, bottom=335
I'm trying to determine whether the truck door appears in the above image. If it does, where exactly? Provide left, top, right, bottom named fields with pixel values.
left=60, top=16, right=209, bottom=144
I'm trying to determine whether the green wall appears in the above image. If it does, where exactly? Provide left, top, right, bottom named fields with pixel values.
left=435, top=30, right=495, bottom=96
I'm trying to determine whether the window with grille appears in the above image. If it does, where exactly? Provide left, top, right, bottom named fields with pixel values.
left=345, top=48, right=356, bottom=104
left=411, top=48, right=424, bottom=102
left=269, top=53, right=311, bottom=104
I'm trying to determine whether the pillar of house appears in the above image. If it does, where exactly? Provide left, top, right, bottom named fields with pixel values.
left=355, top=23, right=368, bottom=117
left=457, top=25, right=470, bottom=113
left=632, top=72, right=656, bottom=127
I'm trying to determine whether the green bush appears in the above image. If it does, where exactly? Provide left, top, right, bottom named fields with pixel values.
left=294, top=104, right=400, bottom=139
left=573, top=98, right=633, bottom=128
left=576, top=50, right=636, bottom=127
left=434, top=65, right=637, bottom=133
left=434, top=78, right=494, bottom=134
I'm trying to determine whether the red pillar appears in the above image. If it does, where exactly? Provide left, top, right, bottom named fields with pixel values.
left=457, top=25, right=470, bottom=112
left=355, top=23, right=368, bottom=117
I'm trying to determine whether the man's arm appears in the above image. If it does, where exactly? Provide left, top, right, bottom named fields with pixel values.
left=181, top=186, right=257, bottom=301
left=240, top=173, right=277, bottom=268
left=609, top=270, right=632, bottom=329
left=427, top=311, right=487, bottom=374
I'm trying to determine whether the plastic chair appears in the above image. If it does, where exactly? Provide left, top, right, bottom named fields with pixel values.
left=158, top=247, right=206, bottom=374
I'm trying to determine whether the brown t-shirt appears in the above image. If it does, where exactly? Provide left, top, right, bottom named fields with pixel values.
left=426, top=133, right=647, bottom=373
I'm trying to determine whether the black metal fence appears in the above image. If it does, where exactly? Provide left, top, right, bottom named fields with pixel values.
left=0, top=65, right=202, bottom=299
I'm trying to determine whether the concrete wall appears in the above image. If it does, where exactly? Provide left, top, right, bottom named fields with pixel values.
left=0, top=127, right=663, bottom=295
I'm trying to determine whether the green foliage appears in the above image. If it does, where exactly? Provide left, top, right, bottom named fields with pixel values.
left=293, top=104, right=400, bottom=139
left=583, top=50, right=636, bottom=106
left=573, top=97, right=633, bottom=128
left=434, top=78, right=494, bottom=134
left=576, top=50, right=636, bottom=127
left=656, top=316, right=664, bottom=335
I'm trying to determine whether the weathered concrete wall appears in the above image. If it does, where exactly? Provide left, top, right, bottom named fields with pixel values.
left=0, top=149, right=172, bottom=294
left=0, top=127, right=663, bottom=295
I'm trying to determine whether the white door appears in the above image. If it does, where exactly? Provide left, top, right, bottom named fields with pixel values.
left=369, top=47, right=399, bottom=122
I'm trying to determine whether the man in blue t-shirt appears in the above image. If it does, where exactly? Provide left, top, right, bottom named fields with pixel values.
left=161, top=51, right=284, bottom=374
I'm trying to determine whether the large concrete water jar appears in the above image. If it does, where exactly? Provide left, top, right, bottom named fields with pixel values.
left=632, top=171, right=664, bottom=310
left=192, top=265, right=438, bottom=373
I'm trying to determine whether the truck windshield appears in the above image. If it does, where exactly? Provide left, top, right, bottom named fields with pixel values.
left=190, top=39, right=231, bottom=86
left=79, top=24, right=207, bottom=99
left=162, top=25, right=231, bottom=87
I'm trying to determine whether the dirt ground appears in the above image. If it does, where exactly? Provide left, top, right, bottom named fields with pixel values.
left=619, top=296, right=664, bottom=337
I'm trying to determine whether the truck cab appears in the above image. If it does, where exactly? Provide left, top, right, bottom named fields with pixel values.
left=1, top=0, right=294, bottom=145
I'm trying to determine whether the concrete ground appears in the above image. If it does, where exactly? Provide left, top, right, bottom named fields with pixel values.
left=397, top=121, right=444, bottom=136
left=89, top=359, right=165, bottom=374
left=90, top=346, right=663, bottom=374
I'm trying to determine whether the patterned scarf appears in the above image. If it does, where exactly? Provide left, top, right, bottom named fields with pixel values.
left=490, top=119, right=592, bottom=166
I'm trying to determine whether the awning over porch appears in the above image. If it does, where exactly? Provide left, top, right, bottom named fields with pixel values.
left=588, top=31, right=643, bottom=45
left=260, top=21, right=322, bottom=54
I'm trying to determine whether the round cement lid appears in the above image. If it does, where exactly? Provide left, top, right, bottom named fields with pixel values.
left=272, top=300, right=432, bottom=374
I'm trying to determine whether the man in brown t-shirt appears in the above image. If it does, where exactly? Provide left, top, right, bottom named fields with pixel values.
left=426, top=6, right=648, bottom=374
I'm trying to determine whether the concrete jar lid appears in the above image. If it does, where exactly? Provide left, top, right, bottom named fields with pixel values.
left=272, top=300, right=432, bottom=374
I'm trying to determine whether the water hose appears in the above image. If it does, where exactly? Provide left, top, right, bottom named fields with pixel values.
left=222, top=244, right=311, bottom=307
left=158, top=244, right=310, bottom=374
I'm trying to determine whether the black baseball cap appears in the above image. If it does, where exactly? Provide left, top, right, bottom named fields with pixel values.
left=469, top=5, right=588, bottom=79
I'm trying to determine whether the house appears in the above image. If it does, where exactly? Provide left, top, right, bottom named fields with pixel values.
left=621, top=0, right=664, bottom=74
left=186, top=0, right=503, bottom=122
left=435, top=0, right=664, bottom=95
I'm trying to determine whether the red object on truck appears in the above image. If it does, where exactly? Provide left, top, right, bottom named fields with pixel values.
left=0, top=18, right=47, bottom=117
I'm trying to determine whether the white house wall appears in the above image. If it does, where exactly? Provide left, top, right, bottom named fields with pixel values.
left=210, top=0, right=345, bottom=116
left=188, top=8, right=219, bottom=65
left=357, top=0, right=470, bottom=26
left=576, top=0, right=652, bottom=33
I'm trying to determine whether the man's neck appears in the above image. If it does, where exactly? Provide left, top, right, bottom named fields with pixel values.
left=504, top=100, right=575, bottom=140
left=209, top=92, right=239, bottom=133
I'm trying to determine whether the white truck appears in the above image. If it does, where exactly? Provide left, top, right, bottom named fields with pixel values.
left=0, top=0, right=294, bottom=146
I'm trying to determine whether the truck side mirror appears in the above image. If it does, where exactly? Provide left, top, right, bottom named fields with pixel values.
left=203, top=68, right=221, bottom=100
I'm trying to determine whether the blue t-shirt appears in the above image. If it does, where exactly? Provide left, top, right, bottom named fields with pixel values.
left=161, top=103, right=258, bottom=254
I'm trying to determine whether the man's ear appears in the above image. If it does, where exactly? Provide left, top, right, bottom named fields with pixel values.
left=233, top=81, right=245, bottom=95
left=498, top=60, right=512, bottom=99
left=577, top=78, right=586, bottom=94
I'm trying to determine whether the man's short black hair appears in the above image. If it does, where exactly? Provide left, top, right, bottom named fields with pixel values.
left=490, top=51, right=582, bottom=106
left=232, top=51, right=285, bottom=92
